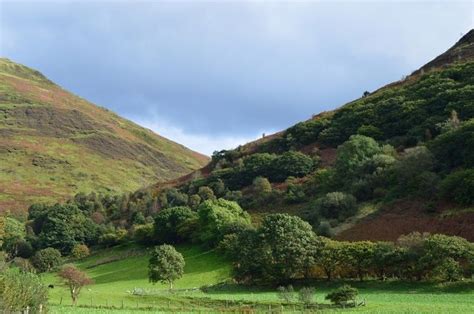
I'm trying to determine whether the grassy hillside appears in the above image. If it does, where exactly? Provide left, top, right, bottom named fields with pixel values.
left=0, top=58, right=208, bottom=215
left=41, top=245, right=474, bottom=313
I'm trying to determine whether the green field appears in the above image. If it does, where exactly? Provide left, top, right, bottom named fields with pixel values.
left=40, top=245, right=474, bottom=313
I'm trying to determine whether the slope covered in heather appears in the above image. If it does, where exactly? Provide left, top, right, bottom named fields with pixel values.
left=0, top=58, right=208, bottom=215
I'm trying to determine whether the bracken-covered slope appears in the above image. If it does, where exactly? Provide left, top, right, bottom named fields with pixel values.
left=152, top=30, right=474, bottom=241
left=0, top=58, right=208, bottom=215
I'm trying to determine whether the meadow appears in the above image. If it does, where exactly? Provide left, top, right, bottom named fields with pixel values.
left=42, top=245, right=474, bottom=313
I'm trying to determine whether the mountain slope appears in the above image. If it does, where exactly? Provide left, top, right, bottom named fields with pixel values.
left=149, top=30, right=474, bottom=241
left=0, top=58, right=208, bottom=215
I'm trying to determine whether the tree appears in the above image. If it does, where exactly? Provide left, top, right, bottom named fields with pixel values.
left=198, top=199, right=251, bottom=245
left=154, top=206, right=198, bottom=244
left=391, top=146, right=437, bottom=197
left=71, top=244, right=90, bottom=259
left=198, top=186, right=217, bottom=201
left=58, top=264, right=93, bottom=305
left=1, top=269, right=48, bottom=312
left=31, top=247, right=62, bottom=273
left=256, top=214, right=322, bottom=282
left=335, top=135, right=382, bottom=180
left=32, top=203, right=99, bottom=254
left=372, top=242, right=396, bottom=280
left=148, top=245, right=185, bottom=289
left=318, top=239, right=345, bottom=281
left=243, top=153, right=276, bottom=182
left=272, top=151, right=315, bottom=182
left=344, top=241, right=375, bottom=281
left=325, top=285, right=359, bottom=306
left=440, top=169, right=474, bottom=205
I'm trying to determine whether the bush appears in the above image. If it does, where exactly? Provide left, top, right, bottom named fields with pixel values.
left=432, top=258, right=463, bottom=282
left=285, top=182, right=306, bottom=204
left=298, top=287, right=316, bottom=305
left=253, top=176, right=272, bottom=195
left=31, top=247, right=62, bottom=273
left=440, top=169, right=474, bottom=205
left=99, top=229, right=127, bottom=247
left=430, top=119, right=474, bottom=169
left=1, top=269, right=48, bottom=311
left=71, top=244, right=90, bottom=259
left=325, top=285, right=359, bottom=306
left=133, top=223, right=155, bottom=244
left=198, top=186, right=217, bottom=201
left=312, top=192, right=357, bottom=220
left=277, top=285, right=295, bottom=303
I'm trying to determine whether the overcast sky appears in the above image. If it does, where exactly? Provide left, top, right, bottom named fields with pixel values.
left=1, top=1, right=473, bottom=155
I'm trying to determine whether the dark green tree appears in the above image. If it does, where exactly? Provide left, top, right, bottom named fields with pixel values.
left=154, top=206, right=198, bottom=244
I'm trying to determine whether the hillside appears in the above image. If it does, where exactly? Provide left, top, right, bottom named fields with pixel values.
left=0, top=58, right=208, bottom=215
left=148, top=30, right=474, bottom=241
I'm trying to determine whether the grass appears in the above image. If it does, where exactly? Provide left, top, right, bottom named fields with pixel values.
left=40, top=245, right=474, bottom=313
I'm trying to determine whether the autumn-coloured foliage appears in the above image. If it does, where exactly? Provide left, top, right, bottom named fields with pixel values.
left=58, top=264, right=93, bottom=305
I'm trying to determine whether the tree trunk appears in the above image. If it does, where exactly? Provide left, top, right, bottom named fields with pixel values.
left=169, top=281, right=173, bottom=290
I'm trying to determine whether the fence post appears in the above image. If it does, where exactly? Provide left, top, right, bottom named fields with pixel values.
left=59, top=297, right=63, bottom=305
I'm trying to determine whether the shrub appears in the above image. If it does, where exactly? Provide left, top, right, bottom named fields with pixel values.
left=325, top=285, right=359, bottom=306
left=312, top=192, right=357, bottom=220
left=71, top=244, right=90, bottom=259
left=316, top=221, right=334, bottom=237
left=12, top=257, right=36, bottom=273
left=440, top=169, right=474, bottom=205
left=198, top=186, right=217, bottom=201
left=31, top=247, right=62, bottom=273
left=430, top=119, right=474, bottom=169
left=298, top=287, right=316, bottom=305
left=1, top=269, right=48, bottom=311
left=99, top=229, right=127, bottom=247
left=285, top=182, right=306, bottom=204
left=253, top=176, right=272, bottom=195
left=133, top=223, right=155, bottom=244
left=432, top=258, right=463, bottom=282
left=277, top=285, right=295, bottom=303
left=188, top=194, right=202, bottom=209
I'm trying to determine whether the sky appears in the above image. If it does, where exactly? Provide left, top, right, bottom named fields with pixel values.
left=1, top=1, right=473, bottom=155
